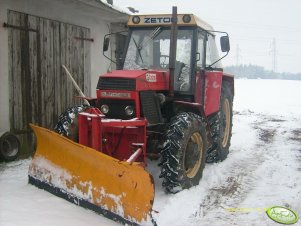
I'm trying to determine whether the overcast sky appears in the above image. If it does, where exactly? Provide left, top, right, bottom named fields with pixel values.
left=114, top=0, right=301, bottom=73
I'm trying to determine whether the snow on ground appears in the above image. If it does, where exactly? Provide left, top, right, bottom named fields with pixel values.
left=1, top=79, right=301, bottom=226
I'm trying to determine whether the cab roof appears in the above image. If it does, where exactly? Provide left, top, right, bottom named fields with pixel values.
left=128, top=14, right=214, bottom=31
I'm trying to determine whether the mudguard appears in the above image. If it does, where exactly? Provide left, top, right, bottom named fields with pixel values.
left=28, top=124, right=155, bottom=226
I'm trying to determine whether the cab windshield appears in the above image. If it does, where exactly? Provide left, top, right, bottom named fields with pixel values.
left=123, top=27, right=193, bottom=91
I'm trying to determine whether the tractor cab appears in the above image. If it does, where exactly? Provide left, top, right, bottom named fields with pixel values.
left=123, top=24, right=195, bottom=93
left=104, top=14, right=230, bottom=95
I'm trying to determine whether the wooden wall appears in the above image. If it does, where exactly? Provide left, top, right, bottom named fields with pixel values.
left=7, top=10, right=91, bottom=154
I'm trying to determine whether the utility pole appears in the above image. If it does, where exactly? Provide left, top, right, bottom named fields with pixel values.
left=270, top=38, right=277, bottom=72
left=235, top=44, right=242, bottom=66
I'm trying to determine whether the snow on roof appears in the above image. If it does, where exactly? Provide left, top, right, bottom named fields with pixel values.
left=98, top=0, right=132, bottom=15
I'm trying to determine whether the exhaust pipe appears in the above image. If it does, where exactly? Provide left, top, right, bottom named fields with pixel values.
left=0, top=131, right=20, bottom=161
left=168, top=6, right=178, bottom=97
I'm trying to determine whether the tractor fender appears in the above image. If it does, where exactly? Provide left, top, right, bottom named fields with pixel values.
left=173, top=100, right=206, bottom=118
left=173, top=101, right=214, bottom=152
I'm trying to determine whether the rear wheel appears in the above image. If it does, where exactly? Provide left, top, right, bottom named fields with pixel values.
left=54, top=105, right=90, bottom=141
left=206, top=83, right=233, bottom=163
left=159, top=112, right=207, bottom=193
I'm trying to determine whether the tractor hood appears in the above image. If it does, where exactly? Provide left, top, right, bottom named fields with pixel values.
left=101, top=70, right=147, bottom=79
left=98, top=70, right=169, bottom=91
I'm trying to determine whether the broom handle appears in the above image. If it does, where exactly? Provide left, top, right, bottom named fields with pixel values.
left=62, top=65, right=90, bottom=106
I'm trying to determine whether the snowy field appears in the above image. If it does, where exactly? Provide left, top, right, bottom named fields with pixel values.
left=1, top=79, right=301, bottom=226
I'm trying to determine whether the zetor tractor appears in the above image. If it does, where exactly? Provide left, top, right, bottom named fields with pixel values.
left=28, top=8, right=234, bottom=226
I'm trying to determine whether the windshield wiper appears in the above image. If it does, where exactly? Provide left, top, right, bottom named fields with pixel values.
left=133, top=37, right=144, bottom=63
left=138, top=27, right=162, bottom=49
left=132, top=27, right=162, bottom=66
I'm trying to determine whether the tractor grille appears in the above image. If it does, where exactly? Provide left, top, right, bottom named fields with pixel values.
left=140, top=91, right=163, bottom=124
left=97, top=78, right=136, bottom=91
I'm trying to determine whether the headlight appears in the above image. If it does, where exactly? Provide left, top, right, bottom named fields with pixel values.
left=183, top=14, right=191, bottom=23
left=125, top=106, right=134, bottom=116
left=132, top=16, right=140, bottom=24
left=100, top=105, right=109, bottom=114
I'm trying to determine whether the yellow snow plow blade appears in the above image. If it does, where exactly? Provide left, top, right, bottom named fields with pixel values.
left=28, top=124, right=155, bottom=226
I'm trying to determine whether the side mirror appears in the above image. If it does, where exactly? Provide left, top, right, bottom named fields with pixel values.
left=103, top=37, right=110, bottom=52
left=220, top=36, right=230, bottom=52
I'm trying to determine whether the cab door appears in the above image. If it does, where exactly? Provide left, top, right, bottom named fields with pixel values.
left=195, top=31, right=223, bottom=116
left=195, top=30, right=206, bottom=105
left=204, top=34, right=223, bottom=116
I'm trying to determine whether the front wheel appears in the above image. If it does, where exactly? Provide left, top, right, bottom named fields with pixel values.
left=159, top=112, right=207, bottom=193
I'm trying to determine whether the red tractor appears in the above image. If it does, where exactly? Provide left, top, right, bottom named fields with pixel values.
left=29, top=7, right=234, bottom=226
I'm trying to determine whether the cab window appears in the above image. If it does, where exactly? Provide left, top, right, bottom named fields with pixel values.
left=206, top=34, right=221, bottom=68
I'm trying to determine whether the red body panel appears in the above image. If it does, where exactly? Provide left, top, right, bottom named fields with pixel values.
left=100, top=70, right=169, bottom=91
left=136, top=70, right=169, bottom=91
left=194, top=71, right=203, bottom=105
left=194, top=71, right=223, bottom=116
left=100, top=70, right=146, bottom=79
left=204, top=71, right=223, bottom=116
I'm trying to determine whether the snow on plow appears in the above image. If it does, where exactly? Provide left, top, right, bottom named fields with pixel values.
left=28, top=124, right=155, bottom=226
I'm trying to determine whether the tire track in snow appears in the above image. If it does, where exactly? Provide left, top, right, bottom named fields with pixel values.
left=152, top=112, right=265, bottom=226
left=189, top=111, right=292, bottom=226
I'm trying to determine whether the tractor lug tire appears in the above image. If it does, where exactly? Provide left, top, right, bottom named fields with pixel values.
left=0, top=132, right=20, bottom=162
left=206, top=82, right=233, bottom=163
left=54, top=105, right=91, bottom=142
left=160, top=112, right=207, bottom=193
